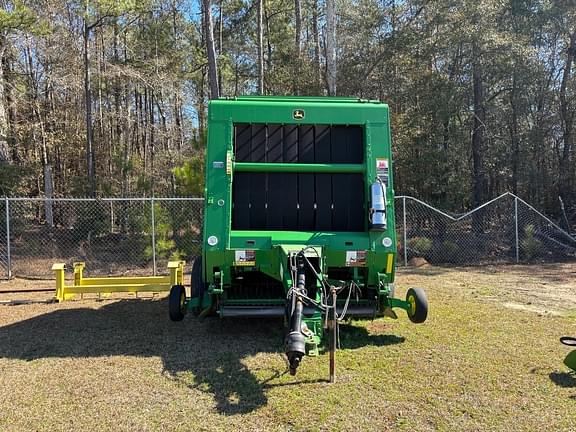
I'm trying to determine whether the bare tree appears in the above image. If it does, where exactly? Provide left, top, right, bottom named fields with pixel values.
left=325, top=0, right=336, bottom=96
left=0, top=36, right=9, bottom=164
left=83, top=5, right=96, bottom=196
left=257, top=0, right=264, bottom=94
left=312, top=0, right=321, bottom=94
left=203, top=0, right=220, bottom=99
left=471, top=40, right=486, bottom=207
left=558, top=29, right=576, bottom=201
left=293, top=0, right=301, bottom=94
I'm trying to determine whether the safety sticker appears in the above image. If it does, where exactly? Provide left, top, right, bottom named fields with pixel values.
left=376, top=158, right=389, bottom=186
left=234, top=250, right=256, bottom=266
left=346, top=251, right=366, bottom=267
left=226, top=151, right=233, bottom=175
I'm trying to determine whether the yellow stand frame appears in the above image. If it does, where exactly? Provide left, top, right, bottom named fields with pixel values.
left=52, top=261, right=185, bottom=302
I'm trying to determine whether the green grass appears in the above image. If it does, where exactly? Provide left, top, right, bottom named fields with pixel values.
left=0, top=266, right=575, bottom=431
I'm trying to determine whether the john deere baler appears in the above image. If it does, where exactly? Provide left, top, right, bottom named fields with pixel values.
left=169, top=96, right=427, bottom=375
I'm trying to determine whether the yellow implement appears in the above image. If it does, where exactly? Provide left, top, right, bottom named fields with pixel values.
left=52, top=261, right=185, bottom=302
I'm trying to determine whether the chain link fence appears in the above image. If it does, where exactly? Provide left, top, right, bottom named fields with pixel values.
left=2, top=198, right=203, bottom=279
left=396, top=193, right=576, bottom=265
left=0, top=193, right=573, bottom=279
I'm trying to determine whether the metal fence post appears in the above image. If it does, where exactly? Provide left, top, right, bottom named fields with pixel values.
left=403, top=196, right=408, bottom=266
left=151, top=197, right=157, bottom=276
left=5, top=197, right=11, bottom=279
left=514, top=196, right=519, bottom=263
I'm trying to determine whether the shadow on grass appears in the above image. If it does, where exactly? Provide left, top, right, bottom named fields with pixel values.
left=397, top=267, right=453, bottom=277
left=339, top=325, right=405, bottom=349
left=549, top=371, right=576, bottom=388
left=0, top=299, right=403, bottom=415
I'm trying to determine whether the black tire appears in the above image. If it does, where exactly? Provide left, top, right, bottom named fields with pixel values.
left=406, top=287, right=428, bottom=324
left=560, top=336, right=576, bottom=346
left=169, top=284, right=186, bottom=321
left=191, top=257, right=207, bottom=315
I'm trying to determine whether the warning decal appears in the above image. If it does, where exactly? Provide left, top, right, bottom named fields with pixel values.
left=234, top=250, right=256, bottom=266
left=346, top=251, right=367, bottom=267
left=376, top=158, right=389, bottom=186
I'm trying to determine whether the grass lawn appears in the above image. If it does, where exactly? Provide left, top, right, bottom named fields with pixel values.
left=0, top=264, right=575, bottom=431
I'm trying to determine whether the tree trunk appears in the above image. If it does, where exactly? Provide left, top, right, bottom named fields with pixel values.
left=3, top=46, right=17, bottom=163
left=0, top=38, right=11, bottom=165
left=25, top=37, right=53, bottom=224
left=312, top=0, right=321, bottom=94
left=264, top=6, right=272, bottom=73
left=143, top=87, right=148, bottom=171
left=471, top=40, right=486, bottom=207
left=197, top=69, right=207, bottom=137
left=257, top=0, right=264, bottom=94
left=218, top=0, right=223, bottom=95
left=325, top=0, right=337, bottom=96
left=84, top=15, right=96, bottom=197
left=558, top=30, right=576, bottom=203
left=203, top=0, right=220, bottom=99
left=293, top=0, right=302, bottom=95
left=509, top=70, right=520, bottom=195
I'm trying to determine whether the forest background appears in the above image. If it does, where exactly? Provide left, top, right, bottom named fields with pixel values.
left=0, top=0, right=575, bottom=220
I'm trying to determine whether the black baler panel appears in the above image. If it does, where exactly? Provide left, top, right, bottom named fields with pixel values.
left=298, top=125, right=315, bottom=163
left=267, top=173, right=298, bottom=230
left=298, top=173, right=315, bottom=230
left=251, top=125, right=267, bottom=162
left=232, top=123, right=365, bottom=231
left=331, top=174, right=349, bottom=230
left=315, top=173, right=332, bottom=230
left=266, top=124, right=283, bottom=163
left=284, top=125, right=299, bottom=163
left=234, top=124, right=363, bottom=163
left=235, top=124, right=252, bottom=162
left=348, top=174, right=365, bottom=231
left=314, top=126, right=331, bottom=163
left=232, top=173, right=365, bottom=231
left=249, top=173, right=267, bottom=229
left=232, top=170, right=251, bottom=229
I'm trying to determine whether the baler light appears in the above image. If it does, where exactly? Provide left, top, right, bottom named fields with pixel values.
left=369, top=179, right=387, bottom=230
left=382, top=237, right=393, bottom=247
left=207, top=236, right=218, bottom=246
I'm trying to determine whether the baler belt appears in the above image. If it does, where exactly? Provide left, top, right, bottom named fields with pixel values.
left=232, top=123, right=366, bottom=231
left=234, top=124, right=363, bottom=164
left=232, top=172, right=365, bottom=231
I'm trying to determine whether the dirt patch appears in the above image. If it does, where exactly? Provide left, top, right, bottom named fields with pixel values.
left=398, top=262, right=576, bottom=315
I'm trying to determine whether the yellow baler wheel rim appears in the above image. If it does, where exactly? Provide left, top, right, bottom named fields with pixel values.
left=408, top=295, right=416, bottom=316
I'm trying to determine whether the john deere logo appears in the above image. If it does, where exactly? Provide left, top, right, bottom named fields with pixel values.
left=293, top=109, right=305, bottom=120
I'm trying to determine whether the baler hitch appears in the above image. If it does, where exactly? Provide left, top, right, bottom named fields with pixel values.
left=285, top=253, right=307, bottom=375
left=284, top=250, right=341, bottom=381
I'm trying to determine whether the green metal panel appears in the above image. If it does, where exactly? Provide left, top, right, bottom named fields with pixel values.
left=203, top=96, right=396, bottom=289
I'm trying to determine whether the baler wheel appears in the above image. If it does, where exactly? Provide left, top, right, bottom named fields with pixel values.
left=406, top=287, right=428, bottom=324
left=560, top=337, right=576, bottom=346
left=191, top=257, right=207, bottom=315
left=169, top=284, right=186, bottom=321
